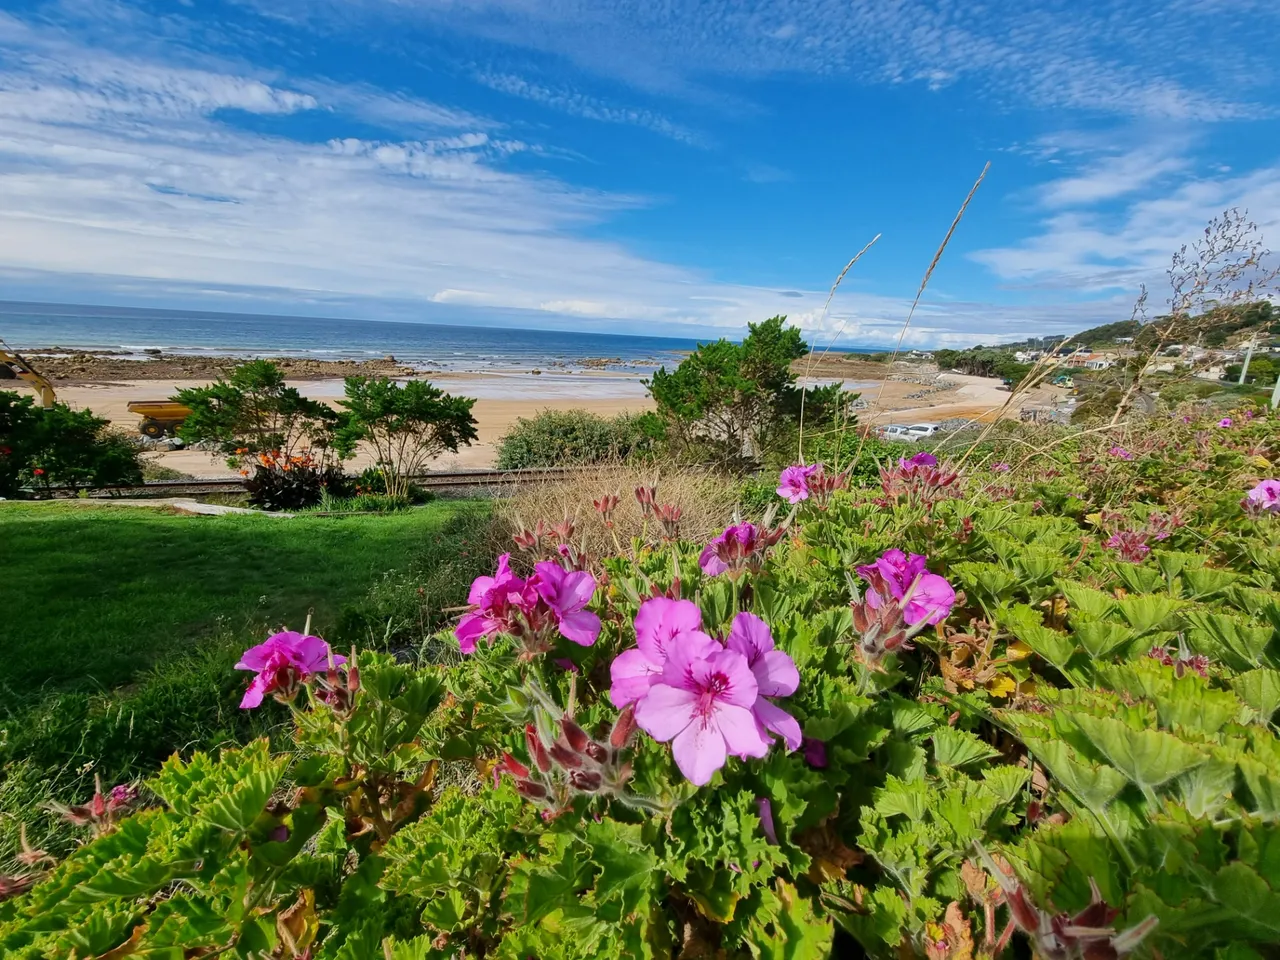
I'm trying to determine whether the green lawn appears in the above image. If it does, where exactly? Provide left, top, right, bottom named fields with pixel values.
left=0, top=501, right=483, bottom=701
left=0, top=499, right=492, bottom=862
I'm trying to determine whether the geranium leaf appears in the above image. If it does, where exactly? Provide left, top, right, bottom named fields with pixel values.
left=931, top=728, right=1000, bottom=768
left=1072, top=714, right=1208, bottom=799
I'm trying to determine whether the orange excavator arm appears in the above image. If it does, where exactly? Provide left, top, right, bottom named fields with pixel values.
left=0, top=342, right=56, bottom=408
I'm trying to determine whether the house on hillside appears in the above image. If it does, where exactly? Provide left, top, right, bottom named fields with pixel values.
left=1014, top=349, right=1043, bottom=363
left=1082, top=353, right=1116, bottom=370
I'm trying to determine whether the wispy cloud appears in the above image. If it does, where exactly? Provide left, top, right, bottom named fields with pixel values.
left=972, top=162, right=1280, bottom=295
left=474, top=71, right=705, bottom=145
left=279, top=0, right=1280, bottom=120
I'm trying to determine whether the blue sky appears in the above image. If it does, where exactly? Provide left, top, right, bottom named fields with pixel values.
left=0, top=0, right=1277, bottom=347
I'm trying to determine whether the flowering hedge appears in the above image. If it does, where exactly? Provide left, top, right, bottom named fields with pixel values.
left=2, top=407, right=1280, bottom=958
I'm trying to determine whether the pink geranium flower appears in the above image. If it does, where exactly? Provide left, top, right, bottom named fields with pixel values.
left=634, top=641, right=769, bottom=785
left=856, top=548, right=956, bottom=626
left=1245, top=479, right=1280, bottom=514
left=901, top=451, right=938, bottom=470
left=610, top=597, right=717, bottom=707
left=1108, top=445, right=1134, bottom=460
left=236, top=631, right=342, bottom=709
left=1218, top=417, right=1233, bottom=428
left=725, top=612, right=801, bottom=750
left=992, top=462, right=1011, bottom=473
left=699, top=522, right=783, bottom=577
left=531, top=561, right=601, bottom=646
left=455, top=553, right=532, bottom=654
left=777, top=463, right=821, bottom=504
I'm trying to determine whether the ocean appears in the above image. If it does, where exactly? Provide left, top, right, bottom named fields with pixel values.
left=0, top=301, right=716, bottom=373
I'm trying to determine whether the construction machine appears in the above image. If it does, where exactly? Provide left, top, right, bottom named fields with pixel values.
left=0, top=340, right=56, bottom=408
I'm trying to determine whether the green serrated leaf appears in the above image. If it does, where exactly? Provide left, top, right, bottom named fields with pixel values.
left=931, top=727, right=1000, bottom=768
left=1073, top=619, right=1134, bottom=659
left=1072, top=713, right=1208, bottom=800
left=1232, top=670, right=1280, bottom=722
left=1026, top=738, right=1129, bottom=810
left=1116, top=594, right=1184, bottom=634
left=1059, top=580, right=1117, bottom=620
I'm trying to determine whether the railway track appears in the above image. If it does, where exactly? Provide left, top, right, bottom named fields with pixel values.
left=36, top=466, right=589, bottom=499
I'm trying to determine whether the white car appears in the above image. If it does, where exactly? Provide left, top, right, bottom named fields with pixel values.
left=877, top=424, right=914, bottom=440
left=905, top=423, right=940, bottom=439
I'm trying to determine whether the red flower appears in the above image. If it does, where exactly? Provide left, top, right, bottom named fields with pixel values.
left=32, top=468, right=45, bottom=476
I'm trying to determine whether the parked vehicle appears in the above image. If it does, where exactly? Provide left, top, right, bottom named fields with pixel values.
left=876, top=424, right=913, bottom=440
left=905, top=423, right=940, bottom=439
left=127, top=400, right=193, bottom=438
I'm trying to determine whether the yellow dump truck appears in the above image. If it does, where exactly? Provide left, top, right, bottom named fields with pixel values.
left=127, top=400, right=193, bottom=438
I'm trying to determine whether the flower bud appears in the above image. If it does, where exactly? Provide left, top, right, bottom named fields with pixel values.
left=609, top=705, right=637, bottom=749
left=584, top=741, right=609, bottom=764
left=525, top=724, right=553, bottom=773
left=569, top=769, right=602, bottom=792
left=516, top=779, right=548, bottom=799
left=549, top=742, right=584, bottom=769
left=560, top=717, right=589, bottom=752
left=500, top=751, right=530, bottom=780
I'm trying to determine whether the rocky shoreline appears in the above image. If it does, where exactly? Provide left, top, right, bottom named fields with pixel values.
left=19, top=349, right=420, bottom=384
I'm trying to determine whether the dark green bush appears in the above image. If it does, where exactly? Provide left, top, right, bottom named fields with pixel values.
left=494, top=409, right=656, bottom=469
left=0, top=391, right=143, bottom=497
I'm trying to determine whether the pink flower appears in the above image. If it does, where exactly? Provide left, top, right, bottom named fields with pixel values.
left=1105, top=530, right=1151, bottom=562
left=610, top=598, right=718, bottom=707
left=1108, top=445, right=1134, bottom=460
left=901, top=451, right=938, bottom=470
left=634, top=640, right=769, bottom=785
left=236, top=631, right=342, bottom=709
left=777, top=463, right=821, bottom=504
left=725, top=612, right=801, bottom=750
left=1245, top=479, right=1280, bottom=514
left=991, top=462, right=1011, bottom=473
left=699, top=522, right=782, bottom=577
left=531, top=561, right=601, bottom=646
left=856, top=548, right=956, bottom=626
left=455, top=554, right=532, bottom=654
left=1218, top=417, right=1234, bottom=428
left=757, top=797, right=779, bottom=844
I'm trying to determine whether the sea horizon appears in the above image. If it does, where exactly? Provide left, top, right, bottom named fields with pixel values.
left=0, top=299, right=880, bottom=374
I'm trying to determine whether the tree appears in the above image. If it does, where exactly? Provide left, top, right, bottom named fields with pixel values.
left=0, top=391, right=143, bottom=497
left=336, top=377, right=478, bottom=497
left=175, top=360, right=345, bottom=467
left=646, top=316, right=847, bottom=466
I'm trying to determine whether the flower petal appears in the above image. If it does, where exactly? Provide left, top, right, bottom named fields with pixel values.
left=609, top=648, right=663, bottom=707
left=752, top=649, right=799, bottom=698
left=239, top=674, right=267, bottom=709
left=716, top=702, right=770, bottom=758
left=753, top=699, right=802, bottom=751
left=634, top=683, right=699, bottom=742
left=671, top=717, right=728, bottom=786
left=726, top=611, right=774, bottom=663
left=558, top=609, right=601, bottom=647
left=707, top=648, right=759, bottom=708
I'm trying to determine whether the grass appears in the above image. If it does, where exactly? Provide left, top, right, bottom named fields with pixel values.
left=0, top=501, right=478, bottom=700
left=0, top=499, right=494, bottom=863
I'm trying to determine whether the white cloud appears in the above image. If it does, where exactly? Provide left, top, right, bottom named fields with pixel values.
left=474, top=71, right=705, bottom=145
left=972, top=162, right=1280, bottom=296
left=279, top=0, right=1280, bottom=120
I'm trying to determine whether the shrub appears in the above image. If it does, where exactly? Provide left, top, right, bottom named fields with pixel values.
left=647, top=315, right=850, bottom=467
left=7, top=409, right=1280, bottom=958
left=241, top=449, right=347, bottom=511
left=0, top=391, right=143, bottom=497
left=495, top=409, right=656, bottom=469
left=175, top=360, right=346, bottom=469
left=335, top=376, right=478, bottom=498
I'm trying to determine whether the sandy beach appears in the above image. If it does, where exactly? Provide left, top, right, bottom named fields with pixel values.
left=22, top=350, right=1066, bottom=476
